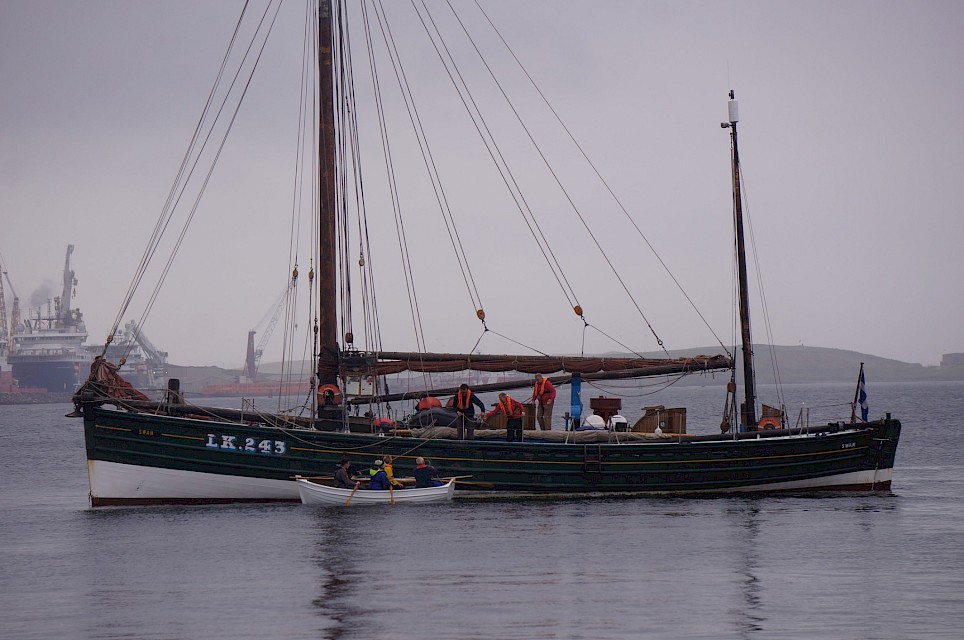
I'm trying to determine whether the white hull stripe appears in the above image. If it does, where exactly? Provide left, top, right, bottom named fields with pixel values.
left=687, top=468, right=893, bottom=493
left=88, top=460, right=300, bottom=502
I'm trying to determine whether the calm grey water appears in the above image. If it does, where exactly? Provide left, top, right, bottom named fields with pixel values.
left=2, top=381, right=963, bottom=639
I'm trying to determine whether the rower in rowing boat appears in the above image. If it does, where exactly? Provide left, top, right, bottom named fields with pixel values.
left=334, top=458, right=352, bottom=489
left=414, top=457, right=443, bottom=488
left=368, top=460, right=392, bottom=490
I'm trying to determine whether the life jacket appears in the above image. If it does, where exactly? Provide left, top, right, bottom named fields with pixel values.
left=369, top=470, right=390, bottom=490
left=534, top=378, right=548, bottom=398
left=456, top=389, right=472, bottom=410
left=498, top=395, right=517, bottom=415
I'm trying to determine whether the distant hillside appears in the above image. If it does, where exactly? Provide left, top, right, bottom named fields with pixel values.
left=617, top=345, right=963, bottom=385
left=166, top=345, right=964, bottom=391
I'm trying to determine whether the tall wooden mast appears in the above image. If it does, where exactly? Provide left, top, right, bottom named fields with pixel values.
left=722, top=90, right=757, bottom=427
left=317, top=0, right=339, bottom=385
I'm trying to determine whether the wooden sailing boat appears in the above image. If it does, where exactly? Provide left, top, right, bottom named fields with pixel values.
left=72, top=1, right=900, bottom=505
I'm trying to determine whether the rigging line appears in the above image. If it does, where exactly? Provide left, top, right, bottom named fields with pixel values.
left=337, top=4, right=361, bottom=345
left=411, top=0, right=579, bottom=311
left=374, top=0, right=484, bottom=316
left=447, top=0, right=667, bottom=356
left=276, top=275, right=299, bottom=412
left=344, top=4, right=388, bottom=370
left=309, top=46, right=320, bottom=390
left=738, top=163, right=785, bottom=407
left=129, top=0, right=279, bottom=338
left=362, top=0, right=431, bottom=356
left=135, top=1, right=285, bottom=334
left=484, top=328, right=554, bottom=359
left=471, top=0, right=729, bottom=357
left=340, top=12, right=381, bottom=353
left=442, top=0, right=591, bottom=307
left=362, top=3, right=430, bottom=392
left=288, top=0, right=313, bottom=293
left=468, top=328, right=487, bottom=359
left=411, top=0, right=579, bottom=316
left=584, top=373, right=687, bottom=396
left=109, top=0, right=255, bottom=343
left=583, top=323, right=650, bottom=361
left=275, top=1, right=314, bottom=398
left=333, top=3, right=354, bottom=344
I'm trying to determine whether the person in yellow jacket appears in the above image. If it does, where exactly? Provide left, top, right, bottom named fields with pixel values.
left=383, top=455, right=404, bottom=489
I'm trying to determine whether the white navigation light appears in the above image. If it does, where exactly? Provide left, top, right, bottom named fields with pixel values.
left=728, top=98, right=740, bottom=124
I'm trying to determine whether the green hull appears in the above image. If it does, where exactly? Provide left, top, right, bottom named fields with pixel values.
left=80, top=404, right=901, bottom=505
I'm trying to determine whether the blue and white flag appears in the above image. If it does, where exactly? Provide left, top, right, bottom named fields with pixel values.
left=857, top=368, right=868, bottom=421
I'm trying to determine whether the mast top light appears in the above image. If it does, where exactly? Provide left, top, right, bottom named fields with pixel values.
left=727, top=90, right=739, bottom=124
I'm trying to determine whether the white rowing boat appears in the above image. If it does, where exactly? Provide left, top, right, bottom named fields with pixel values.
left=295, top=477, right=456, bottom=506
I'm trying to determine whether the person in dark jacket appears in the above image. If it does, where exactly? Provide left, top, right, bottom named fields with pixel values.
left=452, top=383, right=486, bottom=440
left=413, top=456, right=443, bottom=488
left=334, top=458, right=353, bottom=488
left=368, top=459, right=391, bottom=490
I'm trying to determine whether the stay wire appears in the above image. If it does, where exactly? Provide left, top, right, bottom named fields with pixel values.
left=453, top=0, right=665, bottom=355
left=108, top=0, right=254, bottom=348
left=375, top=0, right=485, bottom=318
left=472, top=0, right=730, bottom=357
left=364, top=0, right=431, bottom=357
left=413, top=0, right=579, bottom=312
left=738, top=161, right=785, bottom=409
left=136, top=2, right=285, bottom=339
left=130, top=1, right=280, bottom=348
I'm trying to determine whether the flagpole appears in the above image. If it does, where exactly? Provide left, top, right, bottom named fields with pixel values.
left=851, top=362, right=864, bottom=422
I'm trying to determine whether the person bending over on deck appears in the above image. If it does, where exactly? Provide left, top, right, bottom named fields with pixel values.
left=368, top=459, right=392, bottom=490
left=452, top=383, right=486, bottom=440
left=334, top=458, right=353, bottom=488
left=414, top=456, right=443, bottom=488
left=529, top=374, right=556, bottom=430
left=484, top=392, right=525, bottom=442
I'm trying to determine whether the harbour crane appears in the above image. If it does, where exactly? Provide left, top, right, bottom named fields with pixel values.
left=0, top=267, right=7, bottom=357
left=1, top=267, right=21, bottom=355
left=244, top=279, right=297, bottom=382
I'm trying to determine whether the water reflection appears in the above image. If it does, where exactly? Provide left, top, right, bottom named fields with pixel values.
left=726, top=501, right=766, bottom=638
left=311, top=508, right=367, bottom=639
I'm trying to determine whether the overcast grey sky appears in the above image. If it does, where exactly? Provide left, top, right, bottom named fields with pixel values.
left=2, top=0, right=962, bottom=368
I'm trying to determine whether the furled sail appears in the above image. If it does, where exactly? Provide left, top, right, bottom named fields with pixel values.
left=356, top=351, right=731, bottom=376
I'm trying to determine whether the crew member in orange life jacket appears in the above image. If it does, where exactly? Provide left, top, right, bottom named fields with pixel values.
left=529, top=373, right=556, bottom=430
left=485, top=392, right=525, bottom=442
left=452, top=383, right=485, bottom=440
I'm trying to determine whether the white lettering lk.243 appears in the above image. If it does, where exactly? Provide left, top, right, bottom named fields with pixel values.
left=206, top=434, right=287, bottom=454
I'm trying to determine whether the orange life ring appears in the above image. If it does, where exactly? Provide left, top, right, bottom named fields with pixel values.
left=317, top=384, right=342, bottom=406
left=758, top=417, right=780, bottom=430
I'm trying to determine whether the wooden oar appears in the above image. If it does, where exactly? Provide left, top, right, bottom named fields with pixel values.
left=440, top=475, right=473, bottom=481
left=389, top=484, right=395, bottom=506
left=345, top=481, right=361, bottom=506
